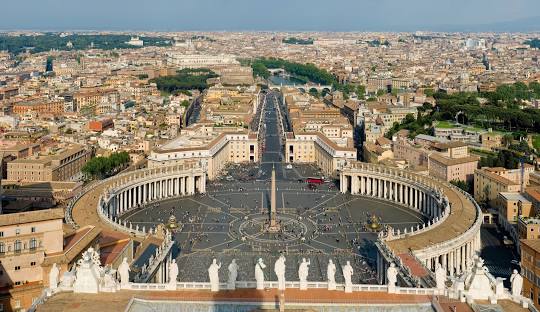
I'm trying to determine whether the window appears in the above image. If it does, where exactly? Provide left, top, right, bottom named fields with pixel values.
left=0, top=232, right=3, bottom=238
left=14, top=240, right=21, bottom=253
left=15, top=229, right=20, bottom=235
left=31, top=227, right=36, bottom=233
left=14, top=266, right=20, bottom=271
left=29, top=238, right=37, bottom=251
left=30, top=262, right=36, bottom=266
left=14, top=300, right=20, bottom=308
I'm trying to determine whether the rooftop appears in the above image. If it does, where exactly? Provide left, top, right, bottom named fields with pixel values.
left=0, top=208, right=63, bottom=227
left=499, top=192, right=530, bottom=202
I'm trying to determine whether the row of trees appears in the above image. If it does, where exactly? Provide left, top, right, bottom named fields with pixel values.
left=82, top=152, right=131, bottom=179
left=385, top=111, right=433, bottom=139
left=525, top=38, right=540, bottom=49
left=478, top=149, right=527, bottom=169
left=150, top=68, right=218, bottom=93
left=250, top=57, right=367, bottom=99
left=282, top=37, right=314, bottom=45
left=432, top=82, right=540, bottom=133
left=251, top=58, right=336, bottom=85
left=0, top=34, right=170, bottom=55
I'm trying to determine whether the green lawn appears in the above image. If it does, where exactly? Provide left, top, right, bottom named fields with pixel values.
left=533, top=135, right=540, bottom=151
left=434, top=120, right=458, bottom=129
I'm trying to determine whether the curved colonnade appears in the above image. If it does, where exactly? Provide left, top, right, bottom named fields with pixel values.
left=66, top=164, right=206, bottom=284
left=98, top=164, right=206, bottom=231
left=340, top=162, right=482, bottom=279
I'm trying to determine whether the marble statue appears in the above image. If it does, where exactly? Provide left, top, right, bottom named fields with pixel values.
left=510, top=269, right=523, bottom=297
left=118, top=257, right=130, bottom=287
left=169, top=259, right=179, bottom=286
left=435, top=263, right=447, bottom=291
left=387, top=262, right=398, bottom=293
left=466, top=257, right=495, bottom=300
left=342, top=261, right=354, bottom=293
left=59, top=266, right=76, bottom=290
left=327, top=259, right=336, bottom=291
left=101, top=266, right=119, bottom=292
left=228, top=259, right=238, bottom=290
left=49, top=263, right=60, bottom=290
left=73, top=247, right=102, bottom=294
left=298, top=258, right=311, bottom=290
left=274, top=255, right=286, bottom=291
left=255, top=258, right=266, bottom=290
left=208, top=259, right=222, bottom=292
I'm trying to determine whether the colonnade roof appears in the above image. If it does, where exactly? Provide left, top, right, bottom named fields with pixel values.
left=385, top=180, right=477, bottom=254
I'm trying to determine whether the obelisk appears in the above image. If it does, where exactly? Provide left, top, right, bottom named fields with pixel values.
left=270, top=164, right=277, bottom=228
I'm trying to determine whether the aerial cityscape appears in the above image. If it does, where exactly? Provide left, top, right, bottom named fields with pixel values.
left=1, top=1, right=540, bottom=311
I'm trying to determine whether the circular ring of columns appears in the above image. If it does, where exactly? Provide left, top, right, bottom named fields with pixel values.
left=96, top=164, right=206, bottom=236
left=340, top=162, right=482, bottom=277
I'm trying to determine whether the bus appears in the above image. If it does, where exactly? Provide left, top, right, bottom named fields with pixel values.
left=306, top=177, right=324, bottom=185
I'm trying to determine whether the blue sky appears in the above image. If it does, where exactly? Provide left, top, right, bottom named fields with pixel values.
left=2, top=0, right=540, bottom=31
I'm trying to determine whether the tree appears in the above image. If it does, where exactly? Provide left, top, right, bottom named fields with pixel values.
left=356, top=85, right=366, bottom=99
left=424, top=88, right=434, bottom=97
left=82, top=151, right=130, bottom=179
left=450, top=180, right=472, bottom=194
left=502, top=134, right=513, bottom=147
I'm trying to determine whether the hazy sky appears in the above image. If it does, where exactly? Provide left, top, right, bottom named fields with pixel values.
left=2, top=0, right=540, bottom=31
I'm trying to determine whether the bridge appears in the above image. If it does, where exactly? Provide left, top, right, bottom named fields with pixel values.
left=268, top=68, right=286, bottom=75
left=268, top=82, right=333, bottom=93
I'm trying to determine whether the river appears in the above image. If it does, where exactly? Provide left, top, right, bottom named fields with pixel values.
left=268, top=74, right=306, bottom=86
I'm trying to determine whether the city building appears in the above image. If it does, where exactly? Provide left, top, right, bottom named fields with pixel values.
left=497, top=192, right=533, bottom=244
left=0, top=208, right=64, bottom=311
left=7, top=145, right=91, bottom=182
left=166, top=54, right=239, bottom=69
left=474, top=168, right=522, bottom=206
left=148, top=125, right=258, bottom=180
left=519, top=239, right=540, bottom=308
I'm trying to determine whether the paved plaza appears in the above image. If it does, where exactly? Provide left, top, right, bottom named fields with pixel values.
left=122, top=179, right=425, bottom=283
left=120, top=93, right=426, bottom=283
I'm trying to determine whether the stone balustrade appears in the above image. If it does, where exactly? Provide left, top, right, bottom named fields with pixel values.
left=122, top=280, right=439, bottom=296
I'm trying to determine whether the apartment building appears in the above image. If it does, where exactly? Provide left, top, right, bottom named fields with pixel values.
left=12, top=99, right=64, bottom=116
left=0, top=208, right=64, bottom=312
left=73, top=88, right=120, bottom=114
left=474, top=168, right=521, bottom=206
left=497, top=192, right=533, bottom=244
left=7, top=146, right=91, bottom=182
left=520, top=239, right=540, bottom=308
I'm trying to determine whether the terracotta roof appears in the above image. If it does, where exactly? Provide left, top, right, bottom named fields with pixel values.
left=43, top=225, right=101, bottom=266
left=525, top=187, right=540, bottom=202
left=429, top=154, right=479, bottom=166
left=0, top=208, right=64, bottom=227
left=520, top=239, right=540, bottom=253
left=475, top=168, right=519, bottom=186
